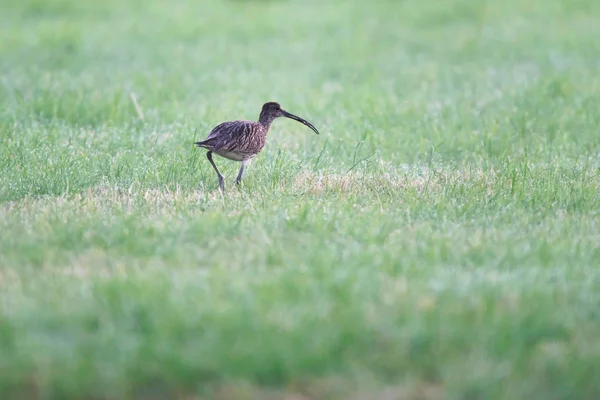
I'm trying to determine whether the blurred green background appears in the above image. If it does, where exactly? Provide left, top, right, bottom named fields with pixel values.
left=1, top=1, right=600, bottom=399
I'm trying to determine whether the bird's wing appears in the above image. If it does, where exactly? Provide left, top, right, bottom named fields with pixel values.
left=200, top=120, right=256, bottom=151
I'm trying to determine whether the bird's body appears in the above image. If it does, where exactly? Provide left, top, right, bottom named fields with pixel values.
left=197, top=120, right=268, bottom=162
left=195, top=102, right=319, bottom=192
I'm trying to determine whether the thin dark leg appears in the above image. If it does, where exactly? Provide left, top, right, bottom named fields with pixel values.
left=236, top=160, right=248, bottom=185
left=206, top=151, right=225, bottom=192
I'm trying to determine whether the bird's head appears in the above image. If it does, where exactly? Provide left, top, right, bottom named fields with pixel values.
left=259, top=102, right=320, bottom=135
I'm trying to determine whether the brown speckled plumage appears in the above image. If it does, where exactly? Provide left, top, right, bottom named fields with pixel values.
left=195, top=102, right=319, bottom=192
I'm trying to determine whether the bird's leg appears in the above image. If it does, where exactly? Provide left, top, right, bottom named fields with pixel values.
left=206, top=151, right=225, bottom=192
left=236, top=160, right=248, bottom=185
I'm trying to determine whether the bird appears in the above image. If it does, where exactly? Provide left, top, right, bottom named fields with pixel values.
left=195, top=101, right=320, bottom=192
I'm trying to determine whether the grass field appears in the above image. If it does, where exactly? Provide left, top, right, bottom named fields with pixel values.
left=1, top=0, right=600, bottom=398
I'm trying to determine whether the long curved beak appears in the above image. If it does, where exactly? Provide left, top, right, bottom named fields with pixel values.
left=282, top=110, right=320, bottom=135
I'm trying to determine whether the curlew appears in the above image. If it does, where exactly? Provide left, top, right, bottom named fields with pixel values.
left=195, top=102, right=319, bottom=192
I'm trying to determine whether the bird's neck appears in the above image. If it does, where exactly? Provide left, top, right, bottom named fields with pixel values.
left=258, top=113, right=277, bottom=128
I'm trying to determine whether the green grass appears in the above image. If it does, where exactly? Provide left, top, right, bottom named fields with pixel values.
left=1, top=0, right=600, bottom=398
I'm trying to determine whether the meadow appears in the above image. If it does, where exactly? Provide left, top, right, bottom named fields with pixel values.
left=1, top=0, right=600, bottom=399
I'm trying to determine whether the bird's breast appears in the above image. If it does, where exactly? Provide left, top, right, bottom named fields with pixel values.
left=214, top=151, right=249, bottom=162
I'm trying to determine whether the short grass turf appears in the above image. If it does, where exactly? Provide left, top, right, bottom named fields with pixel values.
left=1, top=0, right=600, bottom=399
